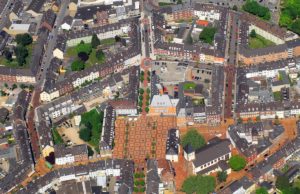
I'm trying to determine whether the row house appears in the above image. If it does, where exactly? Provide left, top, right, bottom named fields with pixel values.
left=54, top=144, right=88, bottom=165
left=66, top=20, right=131, bottom=47
left=236, top=101, right=300, bottom=120
left=194, top=3, right=222, bottom=22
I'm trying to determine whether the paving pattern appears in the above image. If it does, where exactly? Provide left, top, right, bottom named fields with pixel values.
left=113, top=116, right=177, bottom=164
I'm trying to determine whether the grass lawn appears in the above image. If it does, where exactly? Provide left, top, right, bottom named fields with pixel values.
left=183, top=82, right=197, bottom=90
left=249, top=35, right=275, bottom=49
left=101, top=38, right=116, bottom=46
left=51, top=127, right=64, bottom=145
left=85, top=49, right=105, bottom=68
left=293, top=178, right=300, bottom=189
left=273, top=91, right=283, bottom=102
left=66, top=43, right=106, bottom=69
left=158, top=2, right=174, bottom=6
left=0, top=44, right=33, bottom=69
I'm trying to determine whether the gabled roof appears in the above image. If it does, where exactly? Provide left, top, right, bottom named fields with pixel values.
left=193, top=139, right=231, bottom=167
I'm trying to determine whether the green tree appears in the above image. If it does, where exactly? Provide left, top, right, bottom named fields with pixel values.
left=12, top=84, right=17, bottom=90
left=29, top=85, right=34, bottom=92
left=96, top=49, right=105, bottom=61
left=87, top=145, right=94, bottom=157
left=256, top=116, right=261, bottom=122
left=139, top=88, right=144, bottom=94
left=250, top=29, right=257, bottom=38
left=233, top=5, right=238, bottom=11
left=229, top=155, right=247, bottom=171
left=276, top=175, right=290, bottom=191
left=3, top=49, right=12, bottom=61
left=71, top=60, right=85, bottom=71
left=4, top=83, right=8, bottom=88
left=186, top=34, right=193, bottom=45
left=20, top=84, right=26, bottom=89
left=237, top=117, right=243, bottom=124
left=199, top=27, right=217, bottom=45
left=182, top=175, right=216, bottom=194
left=91, top=34, right=100, bottom=48
left=79, top=127, right=92, bottom=141
left=145, top=107, right=149, bottom=113
left=256, top=187, right=268, bottom=194
left=181, top=129, right=206, bottom=149
left=76, top=41, right=92, bottom=55
left=15, top=33, right=33, bottom=46
left=15, top=46, right=28, bottom=66
left=242, top=0, right=271, bottom=20
left=291, top=19, right=300, bottom=35
left=217, top=171, right=227, bottom=182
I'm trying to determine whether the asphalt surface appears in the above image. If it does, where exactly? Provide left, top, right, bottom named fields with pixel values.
left=38, top=0, right=70, bottom=90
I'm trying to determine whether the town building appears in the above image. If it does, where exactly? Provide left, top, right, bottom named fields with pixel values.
left=165, top=128, right=179, bottom=162
left=54, top=144, right=88, bottom=165
left=184, top=137, right=231, bottom=174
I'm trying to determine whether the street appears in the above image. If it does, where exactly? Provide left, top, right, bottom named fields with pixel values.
left=38, top=0, right=70, bottom=90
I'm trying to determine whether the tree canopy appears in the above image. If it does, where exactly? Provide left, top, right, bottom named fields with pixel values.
left=79, top=109, right=104, bottom=150
left=76, top=41, right=92, bottom=55
left=242, top=0, right=271, bottom=20
left=181, top=129, right=206, bottom=150
left=15, top=46, right=28, bottom=66
left=15, top=33, right=33, bottom=46
left=91, top=34, right=100, bottom=49
left=199, top=27, right=217, bottom=45
left=96, top=49, right=105, bottom=61
left=217, top=171, right=227, bottom=182
left=250, top=29, right=257, bottom=38
left=255, top=187, right=268, bottom=194
left=182, top=175, right=216, bottom=194
left=279, top=0, right=300, bottom=35
left=229, top=155, right=247, bottom=171
left=71, top=60, right=85, bottom=71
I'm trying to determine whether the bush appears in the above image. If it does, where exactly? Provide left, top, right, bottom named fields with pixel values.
left=16, top=33, right=33, bottom=46
left=229, top=155, right=246, bottom=171
left=199, top=27, right=217, bottom=44
left=242, top=0, right=271, bottom=20
left=71, top=60, right=85, bottom=71
left=181, top=129, right=206, bottom=150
